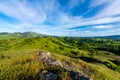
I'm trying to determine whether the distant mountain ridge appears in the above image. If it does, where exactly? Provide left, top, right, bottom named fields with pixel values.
left=0, top=32, right=120, bottom=39
left=0, top=32, right=46, bottom=39
left=94, top=35, right=120, bottom=39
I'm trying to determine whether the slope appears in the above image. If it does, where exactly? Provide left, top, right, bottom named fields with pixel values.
left=0, top=36, right=120, bottom=80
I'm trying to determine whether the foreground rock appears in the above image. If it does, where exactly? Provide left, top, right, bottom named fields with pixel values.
left=42, top=70, right=57, bottom=80
left=37, top=51, right=92, bottom=80
left=38, top=51, right=50, bottom=60
left=38, top=51, right=63, bottom=67
left=70, top=70, right=92, bottom=80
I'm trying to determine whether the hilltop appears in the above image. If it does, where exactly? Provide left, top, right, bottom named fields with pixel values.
left=0, top=32, right=45, bottom=39
left=0, top=32, right=120, bottom=80
left=0, top=32, right=120, bottom=40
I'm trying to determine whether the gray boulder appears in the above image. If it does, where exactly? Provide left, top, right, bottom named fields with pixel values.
left=38, top=51, right=51, bottom=60
left=70, top=70, right=92, bottom=80
left=42, top=70, right=57, bottom=80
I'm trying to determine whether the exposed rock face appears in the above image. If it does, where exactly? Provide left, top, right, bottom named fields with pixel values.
left=70, top=70, right=92, bottom=80
left=42, top=70, right=57, bottom=80
left=47, top=60, right=63, bottom=67
left=38, top=51, right=92, bottom=80
left=46, top=52, right=51, bottom=56
left=38, top=51, right=50, bottom=60
left=38, top=51, right=63, bottom=67
left=62, top=61, right=75, bottom=70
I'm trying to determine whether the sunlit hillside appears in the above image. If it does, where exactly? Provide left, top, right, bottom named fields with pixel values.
left=0, top=32, right=120, bottom=80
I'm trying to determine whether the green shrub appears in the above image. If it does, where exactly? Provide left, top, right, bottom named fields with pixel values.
left=104, top=60, right=118, bottom=70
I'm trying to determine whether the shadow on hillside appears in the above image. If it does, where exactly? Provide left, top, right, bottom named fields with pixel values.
left=73, top=56, right=103, bottom=64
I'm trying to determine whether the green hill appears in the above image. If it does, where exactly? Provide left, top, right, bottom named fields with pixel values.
left=0, top=32, right=45, bottom=40
left=0, top=33, right=120, bottom=80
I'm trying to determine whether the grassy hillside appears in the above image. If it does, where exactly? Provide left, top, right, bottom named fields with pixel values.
left=0, top=35, right=120, bottom=80
left=0, top=32, right=45, bottom=40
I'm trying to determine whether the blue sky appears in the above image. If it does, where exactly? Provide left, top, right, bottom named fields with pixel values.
left=0, top=0, right=120, bottom=36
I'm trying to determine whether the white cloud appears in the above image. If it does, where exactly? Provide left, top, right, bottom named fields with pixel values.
left=68, top=0, right=84, bottom=9
left=92, top=25, right=112, bottom=29
left=89, top=0, right=112, bottom=7
left=0, top=0, right=120, bottom=36
left=0, top=0, right=46, bottom=23
left=95, top=0, right=120, bottom=17
left=57, top=16, right=120, bottom=29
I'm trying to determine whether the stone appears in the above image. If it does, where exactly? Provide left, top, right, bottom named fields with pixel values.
left=70, top=70, right=80, bottom=80
left=62, top=62, right=75, bottom=70
left=70, top=70, right=92, bottom=80
left=38, top=51, right=50, bottom=60
left=37, top=51, right=92, bottom=80
left=42, top=70, right=57, bottom=80
left=44, top=59, right=63, bottom=67
left=46, top=52, right=51, bottom=56
left=50, top=60, right=63, bottom=67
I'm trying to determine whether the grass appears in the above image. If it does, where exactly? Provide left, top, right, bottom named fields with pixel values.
left=51, top=51, right=120, bottom=80
left=0, top=37, right=120, bottom=80
left=0, top=49, right=120, bottom=80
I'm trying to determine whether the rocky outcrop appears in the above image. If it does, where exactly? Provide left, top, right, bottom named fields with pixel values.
left=70, top=70, right=92, bottom=80
left=62, top=61, right=75, bottom=70
left=38, top=51, right=63, bottom=67
left=42, top=70, right=57, bottom=80
left=47, top=59, right=63, bottom=67
left=37, top=51, right=92, bottom=80
left=38, top=51, right=50, bottom=60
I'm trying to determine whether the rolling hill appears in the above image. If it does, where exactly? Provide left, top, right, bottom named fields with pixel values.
left=0, top=32, right=45, bottom=39
left=0, top=32, right=120, bottom=40
left=0, top=32, right=120, bottom=80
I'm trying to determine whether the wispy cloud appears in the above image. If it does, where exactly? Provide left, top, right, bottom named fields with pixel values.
left=0, top=0, right=46, bottom=23
left=92, top=25, right=112, bottom=29
left=95, top=0, right=120, bottom=17
left=0, top=0, right=120, bottom=36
